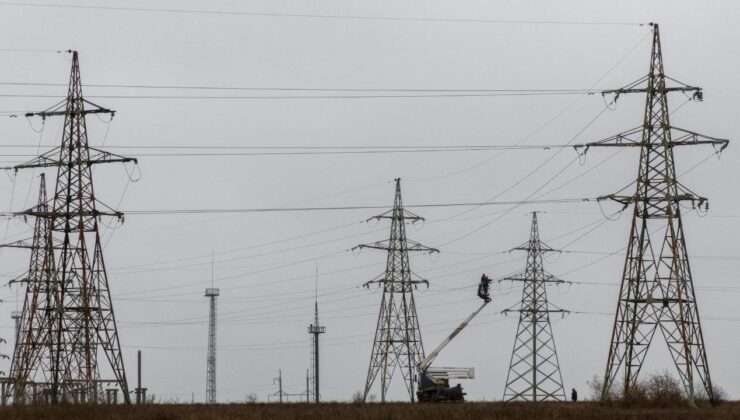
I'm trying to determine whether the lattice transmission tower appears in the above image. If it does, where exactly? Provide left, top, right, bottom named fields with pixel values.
left=5, top=51, right=137, bottom=404
left=1, top=174, right=53, bottom=404
left=502, top=212, right=567, bottom=401
left=581, top=23, right=729, bottom=404
left=355, top=178, right=437, bottom=402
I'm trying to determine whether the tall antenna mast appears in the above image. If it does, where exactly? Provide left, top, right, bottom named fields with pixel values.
left=308, top=264, right=325, bottom=403
left=205, top=251, right=219, bottom=404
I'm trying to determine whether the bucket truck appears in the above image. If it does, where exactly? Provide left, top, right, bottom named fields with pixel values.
left=415, top=274, right=492, bottom=403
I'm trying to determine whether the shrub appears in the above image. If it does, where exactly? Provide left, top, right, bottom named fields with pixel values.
left=351, top=391, right=364, bottom=403
left=695, top=382, right=727, bottom=404
left=644, top=371, right=684, bottom=404
left=586, top=374, right=620, bottom=401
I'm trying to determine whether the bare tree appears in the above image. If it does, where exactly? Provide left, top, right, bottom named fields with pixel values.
left=351, top=391, right=364, bottom=403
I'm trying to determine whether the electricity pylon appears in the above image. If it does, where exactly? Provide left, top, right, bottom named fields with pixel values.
left=8, top=51, right=137, bottom=404
left=502, top=212, right=567, bottom=401
left=1, top=174, right=54, bottom=404
left=581, top=23, right=729, bottom=404
left=355, top=178, right=437, bottom=402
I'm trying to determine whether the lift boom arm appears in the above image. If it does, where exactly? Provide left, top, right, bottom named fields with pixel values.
left=417, top=300, right=489, bottom=373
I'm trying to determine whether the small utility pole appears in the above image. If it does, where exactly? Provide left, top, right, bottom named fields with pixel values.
left=10, top=312, right=21, bottom=344
left=135, top=350, right=147, bottom=404
left=136, top=350, right=141, bottom=404
left=273, top=370, right=284, bottom=403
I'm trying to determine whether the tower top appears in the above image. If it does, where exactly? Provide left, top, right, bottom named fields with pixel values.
left=308, top=266, right=325, bottom=334
left=205, top=288, right=220, bottom=297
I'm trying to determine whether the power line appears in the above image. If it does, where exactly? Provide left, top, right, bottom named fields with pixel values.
left=0, top=92, right=598, bottom=100
left=6, top=185, right=599, bottom=296
left=116, top=243, right=515, bottom=302
left=94, top=198, right=595, bottom=216
left=0, top=150, right=567, bottom=159
left=563, top=249, right=740, bottom=261
left=0, top=145, right=581, bottom=159
left=0, top=2, right=647, bottom=26
left=108, top=226, right=385, bottom=276
left=108, top=221, right=366, bottom=272
left=0, top=81, right=605, bottom=93
left=99, top=200, right=602, bottom=287
left=0, top=143, right=574, bottom=151
left=406, top=30, right=651, bottom=188
left=432, top=97, right=614, bottom=247
left=115, top=309, right=740, bottom=357
left=0, top=48, right=64, bottom=54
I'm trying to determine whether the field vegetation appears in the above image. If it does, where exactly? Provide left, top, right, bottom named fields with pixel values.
left=0, top=401, right=738, bottom=420
left=0, top=373, right=732, bottom=420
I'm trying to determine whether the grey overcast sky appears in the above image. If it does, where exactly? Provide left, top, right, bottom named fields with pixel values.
left=0, top=0, right=738, bottom=403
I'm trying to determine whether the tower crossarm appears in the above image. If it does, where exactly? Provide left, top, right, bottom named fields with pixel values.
left=0, top=238, right=35, bottom=249
left=597, top=193, right=706, bottom=207
left=13, top=208, right=124, bottom=219
left=600, top=72, right=702, bottom=101
left=667, top=126, right=729, bottom=149
left=602, top=84, right=702, bottom=98
left=353, top=239, right=438, bottom=254
left=575, top=127, right=729, bottom=154
left=5, top=273, right=31, bottom=287
left=501, top=272, right=567, bottom=285
left=367, top=208, right=424, bottom=223
left=596, top=180, right=707, bottom=208
left=0, top=236, right=65, bottom=250
left=363, top=279, right=429, bottom=288
left=510, top=242, right=559, bottom=254
left=24, top=100, right=114, bottom=118
left=502, top=307, right=570, bottom=315
left=6, top=146, right=137, bottom=171
left=363, top=275, right=429, bottom=289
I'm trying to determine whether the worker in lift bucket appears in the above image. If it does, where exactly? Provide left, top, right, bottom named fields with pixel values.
left=478, top=274, right=492, bottom=303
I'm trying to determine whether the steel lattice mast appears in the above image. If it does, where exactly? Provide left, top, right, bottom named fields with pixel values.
left=502, top=212, right=567, bottom=401
left=356, top=178, right=437, bottom=402
left=581, top=24, right=729, bottom=404
left=204, top=287, right=219, bottom=404
left=7, top=51, right=137, bottom=404
left=307, top=267, right=325, bottom=403
left=2, top=175, right=55, bottom=404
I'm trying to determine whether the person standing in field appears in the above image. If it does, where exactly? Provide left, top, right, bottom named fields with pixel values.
left=571, top=388, right=578, bottom=402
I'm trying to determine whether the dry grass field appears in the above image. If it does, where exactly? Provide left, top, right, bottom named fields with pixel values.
left=0, top=402, right=738, bottom=420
